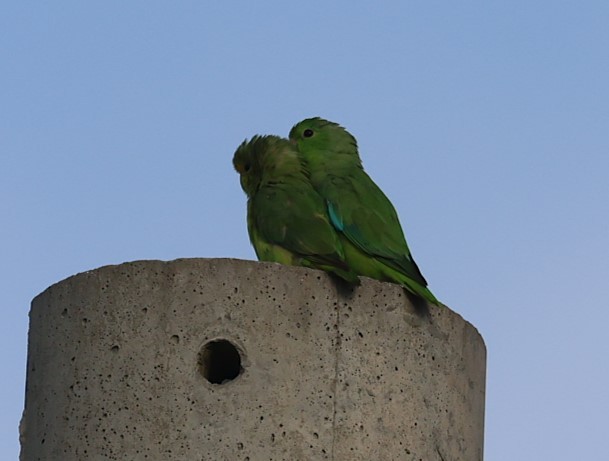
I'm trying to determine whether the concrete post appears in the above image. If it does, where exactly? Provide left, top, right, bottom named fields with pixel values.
left=21, top=258, right=485, bottom=460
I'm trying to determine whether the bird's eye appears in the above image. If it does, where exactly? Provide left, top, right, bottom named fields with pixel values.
left=303, top=129, right=314, bottom=138
left=244, top=163, right=251, bottom=172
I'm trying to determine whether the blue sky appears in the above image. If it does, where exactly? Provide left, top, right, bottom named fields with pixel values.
left=3, top=2, right=609, bottom=459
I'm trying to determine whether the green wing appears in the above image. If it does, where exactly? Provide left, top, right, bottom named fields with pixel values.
left=320, top=169, right=428, bottom=286
left=248, top=178, right=359, bottom=284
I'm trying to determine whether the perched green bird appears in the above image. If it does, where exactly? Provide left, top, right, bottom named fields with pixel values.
left=233, top=134, right=360, bottom=284
left=289, top=117, right=439, bottom=305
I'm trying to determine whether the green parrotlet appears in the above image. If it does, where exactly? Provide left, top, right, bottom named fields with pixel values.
left=289, top=117, right=439, bottom=305
left=233, top=134, right=359, bottom=284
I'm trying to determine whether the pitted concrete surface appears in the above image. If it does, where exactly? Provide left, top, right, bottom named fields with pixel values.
left=21, top=258, right=485, bottom=460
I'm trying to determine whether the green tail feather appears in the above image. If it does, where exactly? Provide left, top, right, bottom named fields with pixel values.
left=398, top=275, right=439, bottom=305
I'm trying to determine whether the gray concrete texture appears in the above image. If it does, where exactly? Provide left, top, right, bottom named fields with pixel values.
left=21, top=258, right=486, bottom=460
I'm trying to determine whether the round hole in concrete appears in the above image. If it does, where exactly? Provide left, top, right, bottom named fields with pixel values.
left=198, top=339, right=242, bottom=384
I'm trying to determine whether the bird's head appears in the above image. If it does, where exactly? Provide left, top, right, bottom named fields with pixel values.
left=288, top=117, right=361, bottom=169
left=233, top=136, right=263, bottom=196
left=233, top=135, right=302, bottom=196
